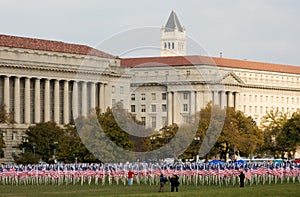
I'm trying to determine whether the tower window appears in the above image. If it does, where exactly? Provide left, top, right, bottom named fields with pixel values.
left=164, top=42, right=167, bottom=49
left=168, top=42, right=171, bottom=49
left=172, top=42, right=174, bottom=49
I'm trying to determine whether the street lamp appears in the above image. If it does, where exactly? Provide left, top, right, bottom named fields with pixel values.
left=194, top=137, right=201, bottom=162
left=150, top=136, right=156, bottom=151
left=53, top=141, right=58, bottom=163
left=32, top=143, right=36, bottom=157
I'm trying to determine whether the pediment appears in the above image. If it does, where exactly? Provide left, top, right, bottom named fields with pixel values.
left=218, top=72, right=244, bottom=85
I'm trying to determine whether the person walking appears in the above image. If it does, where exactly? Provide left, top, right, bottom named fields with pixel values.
left=158, top=174, right=167, bottom=192
left=169, top=174, right=179, bottom=192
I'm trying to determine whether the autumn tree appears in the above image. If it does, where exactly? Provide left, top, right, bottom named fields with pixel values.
left=260, top=109, right=288, bottom=157
left=193, top=103, right=263, bottom=161
left=278, top=112, right=300, bottom=158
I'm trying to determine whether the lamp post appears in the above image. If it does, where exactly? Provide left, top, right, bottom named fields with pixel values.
left=194, top=137, right=201, bottom=162
left=150, top=136, right=156, bottom=151
left=32, top=143, right=36, bottom=157
left=150, top=136, right=156, bottom=161
left=53, top=141, right=58, bottom=163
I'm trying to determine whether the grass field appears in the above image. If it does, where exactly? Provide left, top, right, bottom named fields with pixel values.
left=0, top=182, right=299, bottom=197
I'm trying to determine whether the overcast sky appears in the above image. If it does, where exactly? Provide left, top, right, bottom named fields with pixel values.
left=1, top=0, right=299, bottom=66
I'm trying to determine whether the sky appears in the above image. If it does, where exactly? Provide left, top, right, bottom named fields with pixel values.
left=0, top=0, right=299, bottom=66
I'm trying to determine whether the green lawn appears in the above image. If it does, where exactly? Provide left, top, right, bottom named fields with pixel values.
left=0, top=182, right=299, bottom=197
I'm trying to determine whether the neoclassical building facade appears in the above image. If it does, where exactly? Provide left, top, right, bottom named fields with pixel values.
left=0, top=34, right=130, bottom=163
left=121, top=56, right=300, bottom=130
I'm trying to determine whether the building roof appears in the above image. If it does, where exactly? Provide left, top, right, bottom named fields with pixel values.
left=164, top=11, right=184, bottom=32
left=0, top=34, right=115, bottom=59
left=120, top=55, right=300, bottom=75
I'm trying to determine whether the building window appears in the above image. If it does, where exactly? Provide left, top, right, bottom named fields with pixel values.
left=162, top=93, right=167, bottom=100
left=120, top=86, right=124, bottom=94
left=141, top=93, right=146, bottom=101
left=141, top=117, right=146, bottom=126
left=249, top=95, right=252, bottom=102
left=183, top=104, right=188, bottom=112
left=131, top=105, right=136, bottom=113
left=255, top=95, right=257, bottom=102
left=151, top=116, right=156, bottom=128
left=162, top=104, right=167, bottom=112
left=164, top=42, right=167, bottom=49
left=111, top=86, right=115, bottom=94
left=12, top=132, right=17, bottom=141
left=131, top=94, right=135, bottom=101
left=112, top=99, right=116, bottom=106
left=151, top=104, right=156, bottom=112
left=141, top=105, right=146, bottom=112
left=151, top=93, right=156, bottom=100
left=183, top=92, right=188, bottom=100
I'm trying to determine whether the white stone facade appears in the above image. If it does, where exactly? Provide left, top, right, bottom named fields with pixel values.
left=0, top=44, right=130, bottom=163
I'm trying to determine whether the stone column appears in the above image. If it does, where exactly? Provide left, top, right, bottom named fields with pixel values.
left=234, top=92, right=239, bottom=110
left=90, top=82, right=96, bottom=111
left=203, top=90, right=211, bottom=106
left=167, top=91, right=173, bottom=125
left=44, top=79, right=50, bottom=122
left=3, top=76, right=10, bottom=112
left=227, top=91, right=234, bottom=107
left=190, top=91, right=196, bottom=115
left=220, top=91, right=227, bottom=109
left=34, top=78, right=40, bottom=123
left=81, top=81, right=87, bottom=116
left=173, top=91, right=181, bottom=124
left=54, top=79, right=60, bottom=123
left=100, top=83, right=105, bottom=112
left=14, top=77, right=20, bottom=123
left=24, top=77, right=30, bottom=124
left=196, top=90, right=204, bottom=110
left=213, top=91, right=219, bottom=106
left=72, top=81, right=78, bottom=118
left=63, top=80, right=69, bottom=124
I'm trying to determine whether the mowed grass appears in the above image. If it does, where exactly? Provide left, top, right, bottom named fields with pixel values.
left=0, top=182, right=299, bottom=197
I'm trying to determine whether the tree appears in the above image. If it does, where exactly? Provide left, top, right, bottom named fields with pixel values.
left=278, top=112, right=300, bottom=158
left=15, top=122, right=100, bottom=164
left=16, top=122, right=64, bottom=164
left=193, top=103, right=263, bottom=161
left=260, top=109, right=288, bottom=157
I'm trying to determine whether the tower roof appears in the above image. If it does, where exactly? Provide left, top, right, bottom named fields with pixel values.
left=164, top=11, right=184, bottom=32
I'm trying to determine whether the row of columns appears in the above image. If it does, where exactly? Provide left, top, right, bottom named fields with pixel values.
left=2, top=75, right=107, bottom=125
left=166, top=90, right=238, bottom=125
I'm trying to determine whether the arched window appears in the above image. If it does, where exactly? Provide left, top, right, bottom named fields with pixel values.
left=172, top=42, right=174, bottom=49
left=168, top=42, right=170, bottom=49
left=164, top=42, right=167, bottom=49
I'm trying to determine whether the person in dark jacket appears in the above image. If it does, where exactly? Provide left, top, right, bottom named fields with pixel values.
left=169, top=174, right=179, bottom=192
left=239, top=171, right=245, bottom=187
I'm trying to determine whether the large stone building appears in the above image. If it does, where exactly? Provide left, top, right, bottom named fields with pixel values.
left=0, top=11, right=300, bottom=163
left=0, top=34, right=130, bottom=163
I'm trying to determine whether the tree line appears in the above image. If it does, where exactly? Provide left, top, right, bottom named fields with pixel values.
left=0, top=102, right=299, bottom=164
